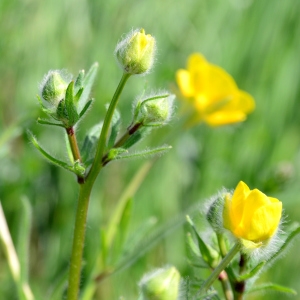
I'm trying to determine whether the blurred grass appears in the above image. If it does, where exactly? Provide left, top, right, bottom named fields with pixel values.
left=1, top=0, right=300, bottom=299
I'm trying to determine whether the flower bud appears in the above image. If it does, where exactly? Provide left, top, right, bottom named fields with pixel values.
left=40, top=70, right=69, bottom=106
left=223, top=181, right=282, bottom=248
left=115, top=28, right=156, bottom=75
left=133, top=94, right=174, bottom=126
left=139, top=266, right=180, bottom=300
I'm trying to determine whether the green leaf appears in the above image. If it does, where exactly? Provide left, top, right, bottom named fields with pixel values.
left=247, top=283, right=297, bottom=296
left=107, top=109, right=121, bottom=149
left=186, top=233, right=209, bottom=268
left=121, top=127, right=152, bottom=149
left=74, top=87, right=84, bottom=105
left=113, top=145, right=172, bottom=161
left=37, top=118, right=64, bottom=128
left=79, top=99, right=93, bottom=119
left=78, top=62, right=99, bottom=112
left=48, top=270, right=68, bottom=300
left=74, top=70, right=85, bottom=94
left=237, top=261, right=265, bottom=281
left=186, top=215, right=220, bottom=268
left=81, top=122, right=103, bottom=165
left=110, top=198, right=133, bottom=263
left=27, top=130, right=75, bottom=174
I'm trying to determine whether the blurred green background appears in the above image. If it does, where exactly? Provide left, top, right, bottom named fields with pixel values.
left=1, top=0, right=300, bottom=299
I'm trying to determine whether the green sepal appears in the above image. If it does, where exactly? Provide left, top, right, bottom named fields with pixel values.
left=78, top=62, right=99, bottom=112
left=107, top=109, right=121, bottom=149
left=104, top=148, right=128, bottom=164
left=246, top=283, right=297, bottom=296
left=64, top=81, right=79, bottom=126
left=81, top=122, right=103, bottom=165
left=121, top=127, right=152, bottom=149
left=113, top=145, right=172, bottom=161
left=237, top=261, right=265, bottom=281
left=79, top=99, right=93, bottom=119
left=37, top=95, right=56, bottom=115
left=37, top=118, right=64, bottom=128
left=27, top=130, right=76, bottom=174
left=186, top=215, right=220, bottom=268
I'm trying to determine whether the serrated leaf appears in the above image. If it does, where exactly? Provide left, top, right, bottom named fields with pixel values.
left=237, top=261, right=265, bottom=281
left=27, top=130, right=75, bottom=174
left=107, top=109, right=121, bottom=149
left=78, top=62, right=99, bottom=112
left=246, top=283, right=297, bottom=295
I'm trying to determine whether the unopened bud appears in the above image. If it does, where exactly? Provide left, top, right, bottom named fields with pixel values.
left=40, top=70, right=70, bottom=106
left=115, top=28, right=156, bottom=75
left=134, top=94, right=174, bottom=126
left=139, top=266, right=180, bottom=300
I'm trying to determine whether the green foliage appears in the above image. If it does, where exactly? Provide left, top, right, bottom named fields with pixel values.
left=1, top=0, right=300, bottom=299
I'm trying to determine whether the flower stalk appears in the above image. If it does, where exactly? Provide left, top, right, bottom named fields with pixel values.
left=199, top=242, right=241, bottom=296
left=66, top=72, right=131, bottom=300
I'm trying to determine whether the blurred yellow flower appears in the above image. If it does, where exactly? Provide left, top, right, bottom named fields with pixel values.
left=223, top=181, right=282, bottom=245
left=176, top=53, right=255, bottom=126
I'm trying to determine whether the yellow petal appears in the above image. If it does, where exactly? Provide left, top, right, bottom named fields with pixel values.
left=176, top=69, right=194, bottom=98
left=204, top=111, right=247, bottom=126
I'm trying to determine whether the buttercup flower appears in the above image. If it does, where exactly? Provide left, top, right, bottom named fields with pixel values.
left=176, top=53, right=255, bottom=126
left=223, top=181, right=282, bottom=246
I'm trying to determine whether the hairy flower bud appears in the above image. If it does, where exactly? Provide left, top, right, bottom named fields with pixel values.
left=139, top=266, right=180, bottom=300
left=223, top=181, right=282, bottom=247
left=115, top=28, right=156, bottom=75
left=133, top=94, right=174, bottom=126
left=40, top=70, right=69, bottom=106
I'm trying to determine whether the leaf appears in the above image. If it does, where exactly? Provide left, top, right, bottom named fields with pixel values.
left=81, top=122, right=103, bottom=165
left=110, top=198, right=133, bottom=263
left=74, top=87, right=84, bottom=104
left=237, top=261, right=265, bottom=281
left=48, top=270, right=68, bottom=300
left=27, top=130, right=75, bottom=174
left=186, top=233, right=208, bottom=268
left=107, top=109, right=121, bottom=149
left=74, top=70, right=85, bottom=94
left=113, top=145, right=172, bottom=161
left=186, top=215, right=220, bottom=268
left=121, top=127, right=152, bottom=149
left=37, top=118, right=64, bottom=128
left=246, top=283, right=297, bottom=296
left=78, top=62, right=99, bottom=112
left=79, top=99, right=93, bottom=119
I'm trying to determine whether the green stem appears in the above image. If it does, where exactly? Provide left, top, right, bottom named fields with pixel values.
left=66, top=127, right=82, bottom=163
left=66, top=73, right=130, bottom=300
left=219, top=271, right=234, bottom=300
left=199, top=242, right=241, bottom=296
left=87, top=72, right=131, bottom=184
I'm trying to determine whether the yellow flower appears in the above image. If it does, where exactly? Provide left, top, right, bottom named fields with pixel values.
left=176, top=53, right=255, bottom=126
left=223, top=181, right=282, bottom=245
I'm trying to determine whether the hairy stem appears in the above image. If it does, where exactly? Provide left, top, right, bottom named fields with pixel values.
left=66, top=73, right=130, bottom=300
left=199, top=242, right=241, bottom=296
